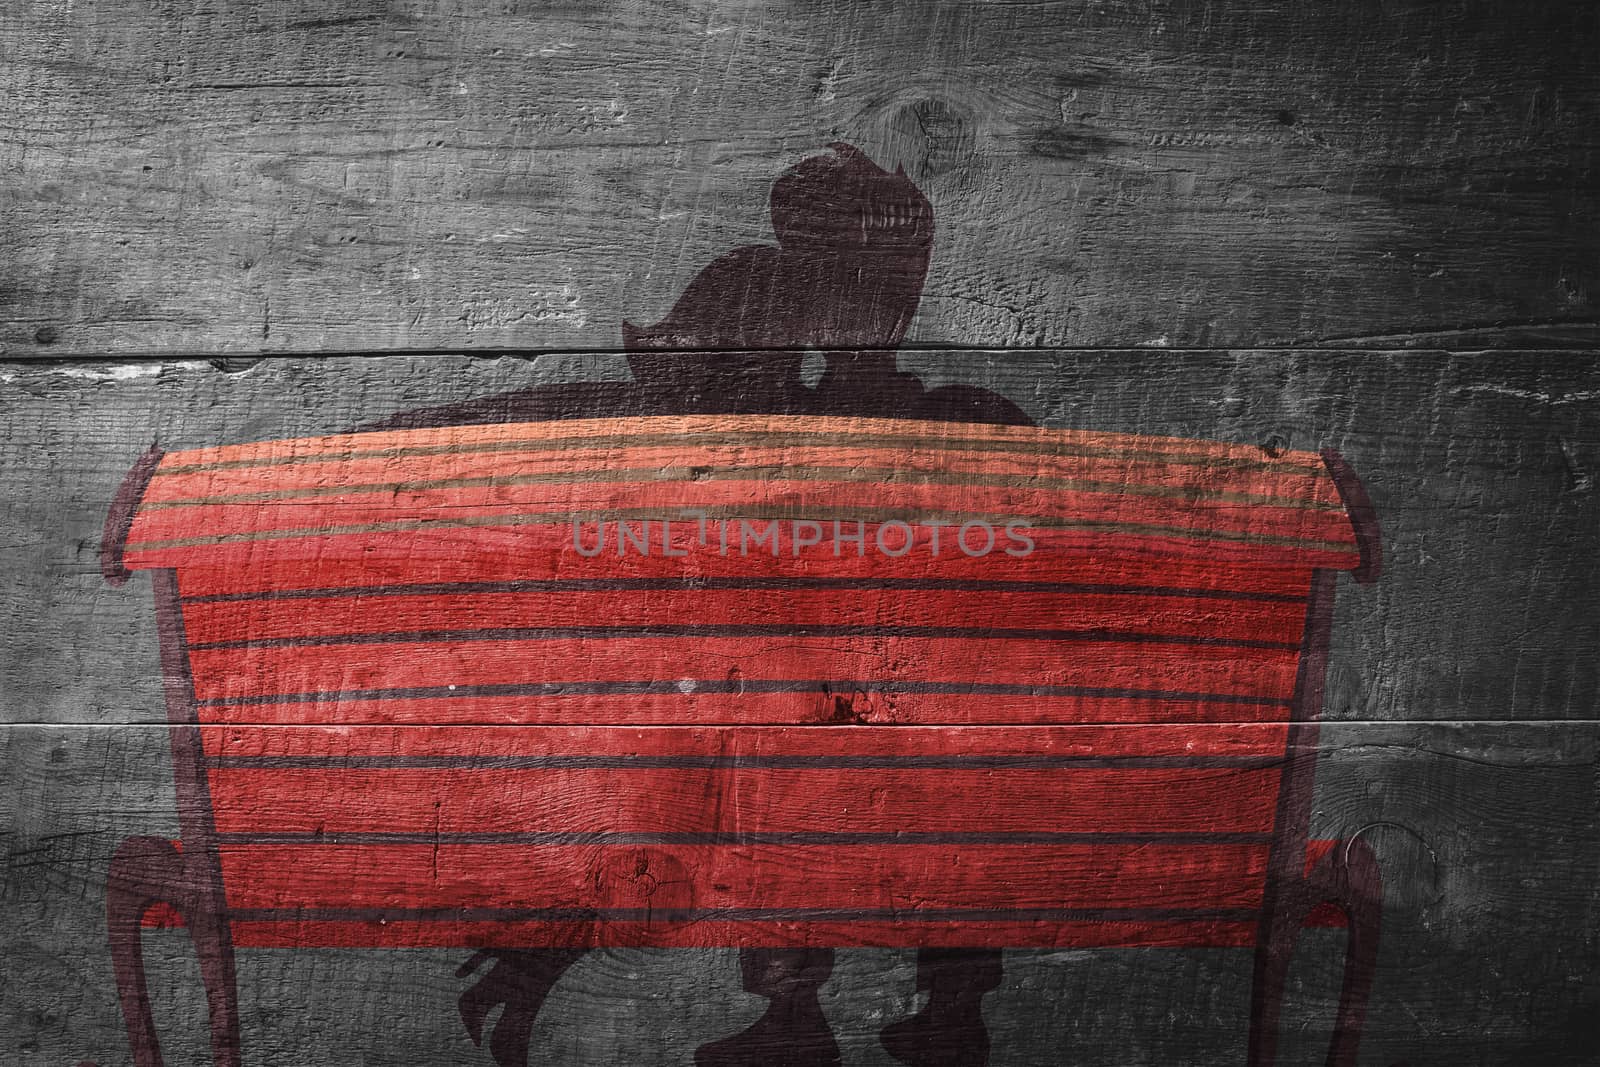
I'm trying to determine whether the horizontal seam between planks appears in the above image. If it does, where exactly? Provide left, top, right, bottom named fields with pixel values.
left=13, top=330, right=1598, bottom=361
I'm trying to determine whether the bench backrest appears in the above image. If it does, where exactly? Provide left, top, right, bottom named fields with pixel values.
left=106, top=414, right=1376, bottom=947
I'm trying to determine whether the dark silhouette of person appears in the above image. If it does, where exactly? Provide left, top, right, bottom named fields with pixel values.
left=378, top=143, right=1016, bottom=1066
left=372, top=142, right=1027, bottom=431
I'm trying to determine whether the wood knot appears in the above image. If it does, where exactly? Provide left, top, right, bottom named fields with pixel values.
left=822, top=685, right=890, bottom=724
left=589, top=847, right=693, bottom=926
left=881, top=96, right=977, bottom=181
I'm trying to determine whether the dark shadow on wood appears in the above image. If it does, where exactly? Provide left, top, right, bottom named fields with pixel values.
left=365, top=142, right=1030, bottom=432
left=880, top=948, right=1005, bottom=1067
left=457, top=948, right=591, bottom=1067
left=695, top=948, right=842, bottom=1067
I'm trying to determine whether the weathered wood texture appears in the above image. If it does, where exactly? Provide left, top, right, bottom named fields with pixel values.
left=2, top=0, right=1596, bottom=357
left=4, top=721, right=1594, bottom=1064
left=4, top=351, right=1595, bottom=1063
left=4, top=351, right=1593, bottom=728
left=4, top=1, right=1599, bottom=1063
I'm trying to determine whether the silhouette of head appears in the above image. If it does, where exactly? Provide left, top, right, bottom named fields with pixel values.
left=371, top=142, right=1028, bottom=430
left=769, top=142, right=933, bottom=255
left=623, top=142, right=935, bottom=399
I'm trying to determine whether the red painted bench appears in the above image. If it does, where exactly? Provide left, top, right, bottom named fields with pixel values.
left=103, top=413, right=1381, bottom=1065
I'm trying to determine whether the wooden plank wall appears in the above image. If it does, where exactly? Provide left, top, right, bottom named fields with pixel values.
left=2, top=2, right=1596, bottom=1065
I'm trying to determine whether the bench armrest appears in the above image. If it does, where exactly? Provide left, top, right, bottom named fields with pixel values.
left=1320, top=449, right=1381, bottom=585
left=103, top=444, right=164, bottom=587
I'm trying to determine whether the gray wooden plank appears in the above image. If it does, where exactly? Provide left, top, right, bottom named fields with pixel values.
left=3, top=720, right=1594, bottom=1066
left=2, top=1, right=1595, bottom=357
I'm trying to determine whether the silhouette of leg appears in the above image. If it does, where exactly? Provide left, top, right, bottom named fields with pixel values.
left=881, top=948, right=1004, bottom=1067
left=458, top=948, right=589, bottom=1067
left=696, top=948, right=841, bottom=1067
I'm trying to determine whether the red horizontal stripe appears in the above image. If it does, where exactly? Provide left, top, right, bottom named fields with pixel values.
left=216, top=843, right=1271, bottom=911
left=206, top=918, right=1265, bottom=949
left=144, top=441, right=1344, bottom=509
left=181, top=587, right=1306, bottom=647
left=167, top=541, right=1319, bottom=599
left=196, top=723, right=1293, bottom=760
left=132, top=526, right=1355, bottom=585
left=194, top=691, right=1294, bottom=726
left=206, top=766, right=1281, bottom=837
left=129, top=477, right=1356, bottom=550
left=187, top=636, right=1299, bottom=705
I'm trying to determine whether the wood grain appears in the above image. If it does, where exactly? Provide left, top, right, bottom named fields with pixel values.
left=4, top=720, right=1594, bottom=1063
left=3, top=0, right=1595, bottom=357
left=3, top=349, right=1592, bottom=728
left=5, top=348, right=1593, bottom=1054
left=2, top=0, right=1596, bottom=1061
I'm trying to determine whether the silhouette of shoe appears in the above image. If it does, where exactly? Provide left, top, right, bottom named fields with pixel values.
left=880, top=996, right=990, bottom=1067
left=696, top=948, right=842, bottom=1067
left=880, top=949, right=1003, bottom=1067
left=694, top=996, right=843, bottom=1067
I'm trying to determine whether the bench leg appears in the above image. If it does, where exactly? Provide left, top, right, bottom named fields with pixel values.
left=1318, top=840, right=1382, bottom=1067
left=107, top=836, right=241, bottom=1067
left=1245, top=900, right=1301, bottom=1067
left=1247, top=839, right=1382, bottom=1067
left=457, top=948, right=589, bottom=1066
left=695, top=948, right=841, bottom=1067
left=107, top=839, right=166, bottom=1067
left=881, top=948, right=1004, bottom=1067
